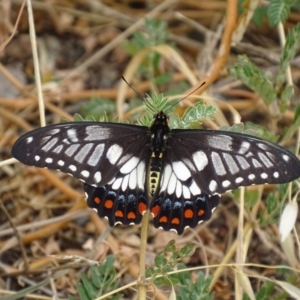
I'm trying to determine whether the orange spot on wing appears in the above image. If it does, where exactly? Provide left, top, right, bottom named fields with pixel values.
left=184, top=209, right=193, bottom=219
left=151, top=205, right=160, bottom=217
left=115, top=210, right=123, bottom=218
left=159, top=216, right=167, bottom=223
left=198, top=209, right=205, bottom=216
left=127, top=212, right=136, bottom=219
left=94, top=197, right=101, bottom=204
left=104, top=199, right=113, bottom=209
left=139, top=202, right=147, bottom=214
left=171, top=217, right=180, bottom=225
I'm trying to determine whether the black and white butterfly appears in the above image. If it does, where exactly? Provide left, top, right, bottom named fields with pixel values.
left=12, top=110, right=300, bottom=234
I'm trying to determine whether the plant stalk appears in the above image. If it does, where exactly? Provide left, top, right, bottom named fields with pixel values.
left=137, top=209, right=150, bottom=299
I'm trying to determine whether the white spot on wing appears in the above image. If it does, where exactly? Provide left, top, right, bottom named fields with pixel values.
left=85, top=126, right=111, bottom=141
left=282, top=154, right=290, bottom=162
left=167, top=173, right=177, bottom=194
left=209, top=180, right=217, bottom=192
left=81, top=170, right=90, bottom=178
left=74, top=143, right=93, bottom=163
left=69, top=165, right=77, bottom=172
left=211, top=152, right=226, bottom=175
left=94, top=171, right=101, bottom=183
left=235, top=177, right=243, bottom=184
left=238, top=141, right=250, bottom=154
left=172, top=161, right=191, bottom=181
left=48, top=128, right=60, bottom=135
left=193, top=151, right=208, bottom=171
left=261, top=173, right=268, bottom=179
left=26, top=136, right=33, bottom=144
left=58, top=160, right=64, bottom=166
left=129, top=169, right=137, bottom=189
left=112, top=177, right=122, bottom=190
left=222, top=180, right=231, bottom=188
left=207, top=135, right=232, bottom=150
left=258, top=152, right=273, bottom=168
left=40, top=136, right=51, bottom=145
left=106, top=144, right=123, bottom=165
left=252, top=158, right=262, bottom=168
left=189, top=181, right=201, bottom=195
left=65, top=144, right=80, bottom=157
left=176, top=181, right=182, bottom=198
left=87, top=144, right=104, bottom=166
left=67, top=128, right=78, bottom=142
left=236, top=155, right=250, bottom=170
left=182, top=186, right=190, bottom=198
left=161, top=164, right=172, bottom=192
left=41, top=137, right=58, bottom=152
left=258, top=143, right=268, bottom=150
left=35, top=155, right=40, bottom=161
left=248, top=174, right=255, bottom=180
left=45, top=157, right=53, bottom=163
left=120, top=156, right=139, bottom=174
left=223, top=153, right=239, bottom=174
left=137, top=161, right=146, bottom=189
left=122, top=174, right=129, bottom=191
left=183, top=159, right=196, bottom=172
left=53, top=145, right=63, bottom=154
left=274, top=171, right=279, bottom=178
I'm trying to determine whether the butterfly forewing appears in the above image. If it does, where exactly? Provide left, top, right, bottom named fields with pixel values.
left=166, top=129, right=300, bottom=195
left=12, top=122, right=151, bottom=187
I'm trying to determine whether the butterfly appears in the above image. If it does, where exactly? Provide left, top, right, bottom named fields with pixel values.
left=11, top=107, right=300, bottom=234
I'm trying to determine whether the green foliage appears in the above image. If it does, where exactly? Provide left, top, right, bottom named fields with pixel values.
left=123, top=19, right=169, bottom=54
left=169, top=102, right=217, bottom=129
left=258, top=185, right=287, bottom=226
left=228, top=20, right=300, bottom=113
left=276, top=23, right=300, bottom=90
left=146, top=240, right=196, bottom=286
left=238, top=0, right=299, bottom=27
left=267, top=0, right=296, bottom=26
left=81, top=98, right=115, bottom=121
left=282, top=104, right=300, bottom=144
left=70, top=255, right=121, bottom=300
left=138, top=93, right=218, bottom=128
left=228, top=55, right=277, bottom=105
left=177, top=271, right=214, bottom=300
left=243, top=275, right=300, bottom=300
left=123, top=18, right=170, bottom=82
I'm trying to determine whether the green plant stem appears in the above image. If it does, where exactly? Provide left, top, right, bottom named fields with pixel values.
left=138, top=209, right=150, bottom=299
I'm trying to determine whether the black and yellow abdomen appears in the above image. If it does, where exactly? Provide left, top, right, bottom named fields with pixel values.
left=148, top=152, right=163, bottom=196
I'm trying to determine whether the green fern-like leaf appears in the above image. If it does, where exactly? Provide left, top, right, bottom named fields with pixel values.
left=71, top=255, right=121, bottom=300
left=267, top=0, right=295, bottom=26
left=228, top=55, right=277, bottom=105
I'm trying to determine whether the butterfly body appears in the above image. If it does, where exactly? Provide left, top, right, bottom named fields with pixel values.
left=12, top=111, right=300, bottom=234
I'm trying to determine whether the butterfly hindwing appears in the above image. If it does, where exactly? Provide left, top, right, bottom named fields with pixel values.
left=84, top=182, right=148, bottom=226
left=83, top=154, right=149, bottom=225
left=11, top=122, right=151, bottom=187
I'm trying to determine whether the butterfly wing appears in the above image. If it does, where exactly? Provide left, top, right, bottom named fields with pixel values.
left=167, top=129, right=300, bottom=194
left=151, top=129, right=300, bottom=234
left=12, top=122, right=152, bottom=226
left=12, top=122, right=151, bottom=187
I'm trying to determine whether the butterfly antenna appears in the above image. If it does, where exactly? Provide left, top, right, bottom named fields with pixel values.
left=121, top=76, right=157, bottom=113
left=166, top=81, right=206, bottom=113
left=121, top=76, right=144, bottom=99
